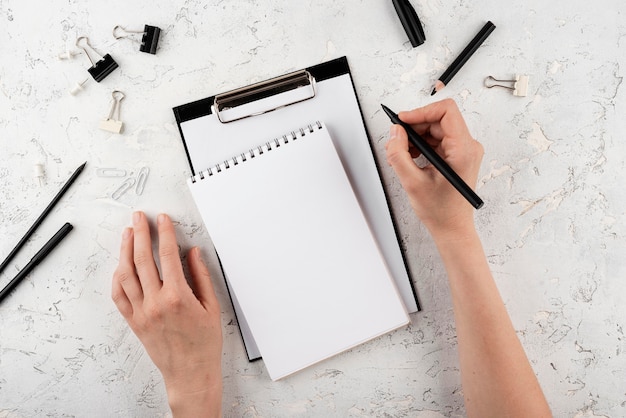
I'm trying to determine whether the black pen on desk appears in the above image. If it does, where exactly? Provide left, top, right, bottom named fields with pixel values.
left=381, top=104, right=484, bottom=209
left=431, top=21, right=496, bottom=95
left=0, top=222, right=73, bottom=303
left=0, top=161, right=86, bottom=275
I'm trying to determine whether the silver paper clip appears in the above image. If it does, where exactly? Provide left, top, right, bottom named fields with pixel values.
left=99, top=90, right=125, bottom=133
left=484, top=75, right=529, bottom=97
left=135, top=167, right=149, bottom=195
left=113, top=25, right=161, bottom=54
left=111, top=177, right=136, bottom=200
left=76, top=36, right=119, bottom=82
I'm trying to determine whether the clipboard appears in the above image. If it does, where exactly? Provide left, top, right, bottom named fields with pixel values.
left=173, top=56, right=419, bottom=361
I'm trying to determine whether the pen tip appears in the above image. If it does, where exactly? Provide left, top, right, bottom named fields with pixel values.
left=430, top=88, right=436, bottom=96
left=380, top=104, right=394, bottom=118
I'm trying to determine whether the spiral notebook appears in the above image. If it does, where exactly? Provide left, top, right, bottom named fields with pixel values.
left=173, top=57, right=419, bottom=363
left=187, top=122, right=409, bottom=380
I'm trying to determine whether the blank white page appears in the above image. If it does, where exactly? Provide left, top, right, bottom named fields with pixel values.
left=188, top=123, right=408, bottom=380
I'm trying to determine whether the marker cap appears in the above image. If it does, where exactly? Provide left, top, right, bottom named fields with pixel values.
left=392, top=0, right=426, bottom=47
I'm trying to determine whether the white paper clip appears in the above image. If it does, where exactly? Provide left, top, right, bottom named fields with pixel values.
left=484, top=75, right=529, bottom=97
left=135, top=167, right=150, bottom=195
left=96, top=168, right=127, bottom=177
left=69, top=78, right=89, bottom=96
left=111, top=177, right=136, bottom=200
left=99, top=90, right=125, bottom=133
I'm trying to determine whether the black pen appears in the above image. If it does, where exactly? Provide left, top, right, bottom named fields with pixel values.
left=0, top=161, right=85, bottom=275
left=431, top=21, right=496, bottom=95
left=381, top=104, right=483, bottom=209
left=0, top=222, right=73, bottom=303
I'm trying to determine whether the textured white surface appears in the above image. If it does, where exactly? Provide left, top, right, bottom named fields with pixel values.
left=0, top=1, right=624, bottom=417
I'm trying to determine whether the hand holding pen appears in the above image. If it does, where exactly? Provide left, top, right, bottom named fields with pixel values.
left=385, top=99, right=484, bottom=239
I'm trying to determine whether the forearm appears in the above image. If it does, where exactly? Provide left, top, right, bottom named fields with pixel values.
left=432, top=227, right=551, bottom=418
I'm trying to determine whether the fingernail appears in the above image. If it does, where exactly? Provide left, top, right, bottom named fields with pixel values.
left=122, top=227, right=132, bottom=240
left=132, top=211, right=141, bottom=225
left=194, top=247, right=207, bottom=265
left=157, top=213, right=167, bottom=225
left=389, top=124, right=399, bottom=139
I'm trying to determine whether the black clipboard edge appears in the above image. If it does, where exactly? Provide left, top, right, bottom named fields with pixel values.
left=173, top=96, right=213, bottom=176
left=215, top=252, right=262, bottom=361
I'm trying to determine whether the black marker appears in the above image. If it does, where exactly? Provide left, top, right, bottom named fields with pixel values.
left=381, top=104, right=483, bottom=209
left=0, top=223, right=73, bottom=303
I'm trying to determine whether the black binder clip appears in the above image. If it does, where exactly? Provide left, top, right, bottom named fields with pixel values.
left=113, top=25, right=161, bottom=54
left=76, top=37, right=118, bottom=82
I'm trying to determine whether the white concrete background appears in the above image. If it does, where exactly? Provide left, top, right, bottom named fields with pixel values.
left=1, top=1, right=624, bottom=416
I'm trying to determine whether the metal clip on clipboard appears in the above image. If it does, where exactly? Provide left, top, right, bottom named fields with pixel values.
left=213, top=70, right=316, bottom=123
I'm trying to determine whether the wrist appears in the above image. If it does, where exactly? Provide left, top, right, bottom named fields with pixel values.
left=167, top=383, right=222, bottom=418
left=424, top=217, right=478, bottom=247
left=431, top=227, right=481, bottom=259
left=165, top=369, right=223, bottom=418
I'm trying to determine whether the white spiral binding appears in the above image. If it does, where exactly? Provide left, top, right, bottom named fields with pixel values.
left=190, top=121, right=323, bottom=183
